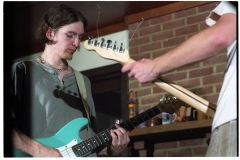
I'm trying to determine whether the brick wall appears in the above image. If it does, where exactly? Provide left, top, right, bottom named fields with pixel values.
left=127, top=2, right=225, bottom=157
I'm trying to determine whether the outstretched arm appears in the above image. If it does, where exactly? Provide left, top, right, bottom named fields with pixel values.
left=122, top=13, right=236, bottom=83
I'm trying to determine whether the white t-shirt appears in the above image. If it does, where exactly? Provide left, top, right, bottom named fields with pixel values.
left=205, top=1, right=237, bottom=131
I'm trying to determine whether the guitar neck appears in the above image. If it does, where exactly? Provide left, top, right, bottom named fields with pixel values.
left=71, top=104, right=163, bottom=157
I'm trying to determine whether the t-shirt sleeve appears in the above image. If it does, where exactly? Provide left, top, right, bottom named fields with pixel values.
left=206, top=1, right=236, bottom=26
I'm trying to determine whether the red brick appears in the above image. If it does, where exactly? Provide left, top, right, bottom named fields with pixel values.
left=189, top=67, right=213, bottom=78
left=136, top=88, right=152, bottom=97
left=187, top=13, right=209, bottom=25
left=202, top=74, right=224, bottom=85
left=216, top=84, right=222, bottom=93
left=129, top=47, right=139, bottom=55
left=151, top=14, right=172, bottom=25
left=154, top=141, right=178, bottom=150
left=164, top=72, right=187, bottom=82
left=202, top=95, right=219, bottom=104
left=129, top=30, right=139, bottom=39
left=129, top=81, right=140, bottom=89
left=203, top=54, right=227, bottom=66
left=153, top=85, right=167, bottom=94
left=140, top=42, right=162, bottom=53
left=200, top=21, right=209, bottom=31
left=193, top=146, right=208, bottom=156
left=179, top=138, right=205, bottom=147
left=128, top=19, right=150, bottom=30
left=141, top=82, right=154, bottom=88
left=175, top=24, right=199, bottom=36
left=129, top=36, right=150, bottom=47
left=152, top=47, right=173, bottom=58
left=174, top=7, right=197, bottom=19
left=167, top=148, right=192, bottom=157
left=141, top=95, right=161, bottom=105
left=152, top=30, right=174, bottom=42
left=140, top=25, right=161, bottom=36
left=163, top=19, right=185, bottom=31
left=163, top=36, right=186, bottom=48
left=216, top=64, right=226, bottom=73
left=177, top=62, right=200, bottom=71
left=131, top=53, right=151, bottom=61
left=177, top=79, right=200, bottom=88
left=192, top=86, right=214, bottom=96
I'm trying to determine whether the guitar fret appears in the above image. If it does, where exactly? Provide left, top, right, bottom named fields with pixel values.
left=82, top=141, right=91, bottom=152
left=99, top=131, right=110, bottom=142
left=85, top=139, right=94, bottom=150
left=72, top=144, right=84, bottom=157
left=129, top=117, right=139, bottom=126
left=89, top=137, right=99, bottom=148
left=140, top=112, right=150, bottom=121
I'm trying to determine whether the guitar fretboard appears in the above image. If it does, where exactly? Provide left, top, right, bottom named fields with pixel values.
left=71, top=104, right=163, bottom=157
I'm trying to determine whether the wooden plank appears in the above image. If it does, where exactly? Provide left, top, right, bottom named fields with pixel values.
left=125, top=1, right=211, bottom=25
left=129, top=119, right=212, bottom=137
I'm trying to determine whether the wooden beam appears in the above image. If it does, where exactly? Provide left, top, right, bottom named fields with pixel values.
left=125, top=1, right=211, bottom=25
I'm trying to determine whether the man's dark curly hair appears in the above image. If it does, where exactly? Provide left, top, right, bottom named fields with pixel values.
left=35, top=4, right=88, bottom=44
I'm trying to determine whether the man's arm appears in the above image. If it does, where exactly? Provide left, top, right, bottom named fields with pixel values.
left=122, top=13, right=236, bottom=83
left=12, top=128, right=62, bottom=157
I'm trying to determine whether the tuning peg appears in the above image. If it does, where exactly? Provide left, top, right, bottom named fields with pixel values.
left=107, top=40, right=112, bottom=50
left=100, top=38, right=106, bottom=48
left=88, top=35, right=94, bottom=45
left=113, top=41, right=118, bottom=51
left=93, top=38, right=99, bottom=46
left=119, top=43, right=125, bottom=53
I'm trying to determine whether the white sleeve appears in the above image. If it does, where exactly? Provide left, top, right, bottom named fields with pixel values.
left=206, top=1, right=236, bottom=26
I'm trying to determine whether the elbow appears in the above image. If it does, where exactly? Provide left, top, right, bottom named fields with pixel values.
left=209, top=33, right=233, bottom=50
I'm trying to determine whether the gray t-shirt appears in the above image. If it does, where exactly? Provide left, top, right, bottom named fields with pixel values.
left=11, top=60, right=98, bottom=156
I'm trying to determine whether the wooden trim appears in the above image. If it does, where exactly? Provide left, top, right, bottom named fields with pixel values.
left=125, top=1, right=211, bottom=25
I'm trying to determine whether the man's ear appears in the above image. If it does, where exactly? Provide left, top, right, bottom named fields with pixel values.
left=46, top=27, right=54, bottom=40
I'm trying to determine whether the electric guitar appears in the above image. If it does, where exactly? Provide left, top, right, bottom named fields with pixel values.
left=84, top=37, right=216, bottom=118
left=13, top=96, right=180, bottom=157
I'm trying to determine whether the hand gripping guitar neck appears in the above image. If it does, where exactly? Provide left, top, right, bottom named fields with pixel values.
left=84, top=36, right=216, bottom=118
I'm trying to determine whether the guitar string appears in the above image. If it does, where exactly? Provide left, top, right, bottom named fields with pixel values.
left=116, top=18, right=144, bottom=50
left=96, top=4, right=101, bottom=39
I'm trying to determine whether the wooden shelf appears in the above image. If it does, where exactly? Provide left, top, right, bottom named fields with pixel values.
left=129, top=119, right=212, bottom=143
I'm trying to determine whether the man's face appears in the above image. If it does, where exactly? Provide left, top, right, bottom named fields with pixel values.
left=51, top=21, right=84, bottom=60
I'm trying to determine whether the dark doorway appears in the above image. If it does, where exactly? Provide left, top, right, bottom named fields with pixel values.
left=82, top=63, right=129, bottom=132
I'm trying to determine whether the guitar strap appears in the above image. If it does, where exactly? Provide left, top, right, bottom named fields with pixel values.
left=73, top=69, right=91, bottom=124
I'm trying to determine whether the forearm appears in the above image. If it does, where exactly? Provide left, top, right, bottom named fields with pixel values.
left=12, top=128, right=40, bottom=156
left=12, top=128, right=61, bottom=157
left=152, top=13, right=236, bottom=75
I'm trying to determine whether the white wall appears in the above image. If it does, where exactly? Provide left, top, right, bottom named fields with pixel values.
left=13, top=30, right=129, bottom=71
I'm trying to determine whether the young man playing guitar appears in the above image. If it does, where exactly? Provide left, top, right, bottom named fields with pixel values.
left=11, top=4, right=130, bottom=157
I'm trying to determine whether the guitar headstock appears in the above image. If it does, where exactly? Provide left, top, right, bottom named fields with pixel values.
left=84, top=36, right=135, bottom=65
left=159, top=96, right=182, bottom=114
